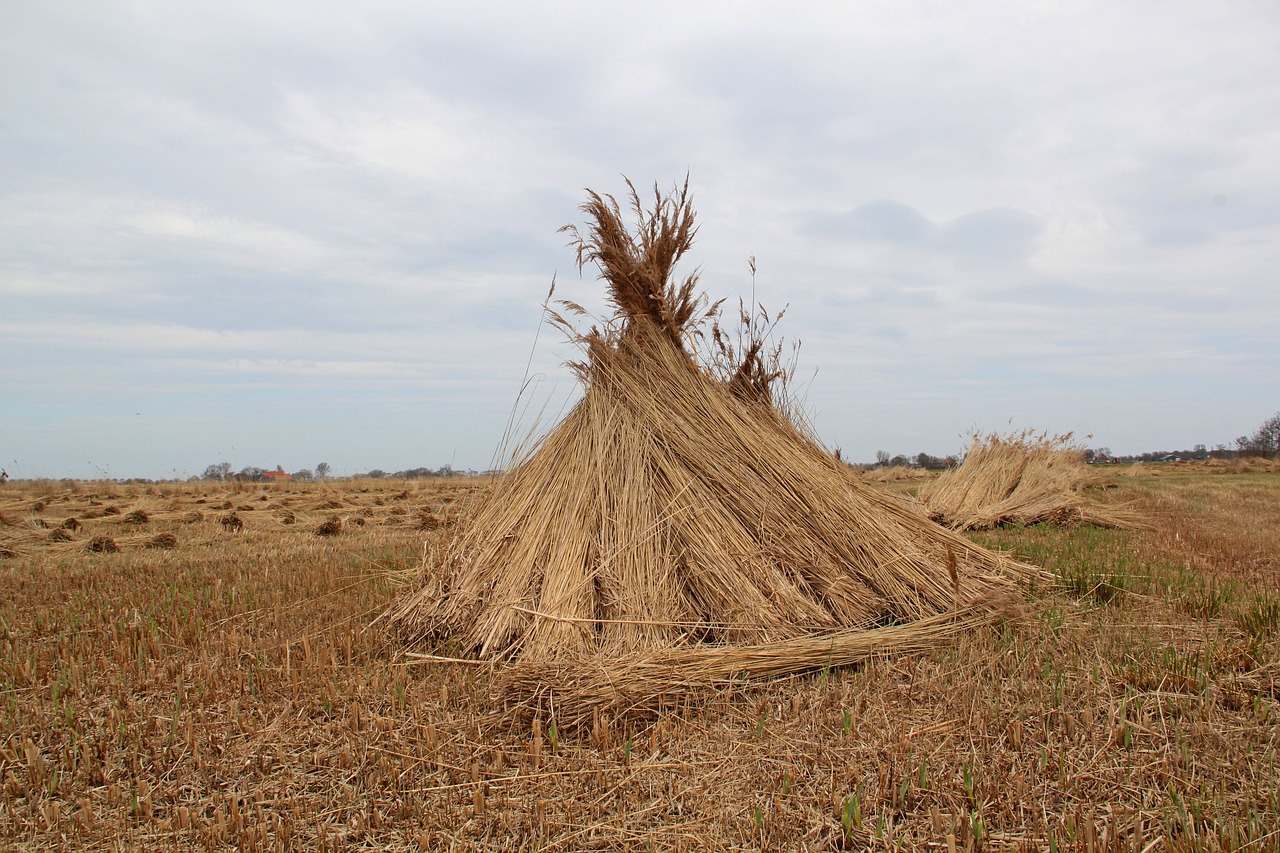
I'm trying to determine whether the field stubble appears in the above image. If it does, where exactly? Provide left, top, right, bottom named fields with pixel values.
left=1, top=472, right=1278, bottom=850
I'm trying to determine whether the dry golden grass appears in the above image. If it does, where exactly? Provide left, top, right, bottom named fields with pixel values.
left=1, top=470, right=1278, bottom=850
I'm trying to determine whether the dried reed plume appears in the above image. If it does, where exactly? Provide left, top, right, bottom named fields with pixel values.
left=384, top=180, right=1048, bottom=723
left=557, top=177, right=714, bottom=349
left=919, top=430, right=1140, bottom=530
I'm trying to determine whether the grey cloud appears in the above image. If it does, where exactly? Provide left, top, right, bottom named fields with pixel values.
left=1116, top=144, right=1280, bottom=246
left=817, top=200, right=932, bottom=245
left=937, top=207, right=1042, bottom=264
left=1144, top=225, right=1214, bottom=248
left=675, top=34, right=1024, bottom=181
left=805, top=200, right=1044, bottom=265
left=983, top=279, right=1095, bottom=308
left=1129, top=186, right=1280, bottom=242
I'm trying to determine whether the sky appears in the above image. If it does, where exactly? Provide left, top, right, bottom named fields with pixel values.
left=3, top=1, right=1278, bottom=480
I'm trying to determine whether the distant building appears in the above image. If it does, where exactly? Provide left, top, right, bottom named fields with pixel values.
left=261, top=465, right=293, bottom=482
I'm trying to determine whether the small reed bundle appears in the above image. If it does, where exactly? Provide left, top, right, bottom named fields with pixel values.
left=919, top=431, right=1139, bottom=530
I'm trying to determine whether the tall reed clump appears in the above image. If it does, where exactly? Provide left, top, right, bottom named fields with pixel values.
left=919, top=430, right=1141, bottom=531
left=383, top=179, right=1049, bottom=725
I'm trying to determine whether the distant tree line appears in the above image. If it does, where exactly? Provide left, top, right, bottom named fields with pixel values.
left=199, top=461, right=487, bottom=482
left=861, top=411, right=1280, bottom=467
left=364, top=465, right=485, bottom=479
left=1088, top=411, right=1280, bottom=463
left=1236, top=412, right=1280, bottom=459
left=1091, top=445, right=1211, bottom=464
left=868, top=450, right=956, bottom=470
left=201, top=462, right=329, bottom=482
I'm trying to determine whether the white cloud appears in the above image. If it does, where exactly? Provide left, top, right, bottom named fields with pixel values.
left=3, top=0, right=1280, bottom=476
left=119, top=204, right=335, bottom=270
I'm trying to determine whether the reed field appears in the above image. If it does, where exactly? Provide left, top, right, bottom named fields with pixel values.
left=2, top=468, right=1278, bottom=851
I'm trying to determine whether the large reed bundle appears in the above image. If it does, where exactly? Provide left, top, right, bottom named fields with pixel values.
left=919, top=431, right=1138, bottom=530
left=384, top=180, right=1047, bottom=722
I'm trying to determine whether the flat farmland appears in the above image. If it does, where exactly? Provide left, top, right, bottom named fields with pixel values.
left=1, top=471, right=1278, bottom=851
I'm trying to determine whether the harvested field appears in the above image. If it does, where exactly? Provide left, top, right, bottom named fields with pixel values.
left=1121, top=458, right=1280, bottom=477
left=2, top=470, right=1278, bottom=850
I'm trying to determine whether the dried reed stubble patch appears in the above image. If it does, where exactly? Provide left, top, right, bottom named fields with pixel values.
left=0, top=479, right=476, bottom=845
left=1121, top=472, right=1280, bottom=587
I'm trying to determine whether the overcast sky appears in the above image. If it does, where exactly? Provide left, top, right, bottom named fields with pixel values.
left=3, top=1, right=1278, bottom=479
